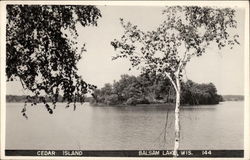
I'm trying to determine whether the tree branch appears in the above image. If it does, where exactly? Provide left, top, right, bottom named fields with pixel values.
left=178, top=49, right=189, bottom=71
left=19, top=77, right=27, bottom=90
left=166, top=73, right=178, bottom=92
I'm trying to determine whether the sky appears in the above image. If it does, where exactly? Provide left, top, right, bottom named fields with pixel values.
left=6, top=5, right=245, bottom=95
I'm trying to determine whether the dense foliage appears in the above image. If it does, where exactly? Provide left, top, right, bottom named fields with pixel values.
left=6, top=5, right=101, bottom=116
left=92, top=74, right=222, bottom=106
left=181, top=80, right=223, bottom=105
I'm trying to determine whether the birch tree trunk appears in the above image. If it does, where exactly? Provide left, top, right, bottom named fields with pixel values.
left=173, top=76, right=181, bottom=157
left=165, top=72, right=181, bottom=157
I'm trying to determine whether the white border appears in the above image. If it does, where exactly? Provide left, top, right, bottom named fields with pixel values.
left=243, top=1, right=250, bottom=159
left=0, top=1, right=7, bottom=159
left=0, top=1, right=249, bottom=160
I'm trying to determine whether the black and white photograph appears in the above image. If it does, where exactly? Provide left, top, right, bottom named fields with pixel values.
left=0, top=1, right=249, bottom=159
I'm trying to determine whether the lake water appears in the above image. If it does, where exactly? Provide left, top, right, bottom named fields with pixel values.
left=6, top=101, right=243, bottom=150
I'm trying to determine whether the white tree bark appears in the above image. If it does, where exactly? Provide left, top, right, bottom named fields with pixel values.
left=166, top=72, right=181, bottom=157
left=173, top=76, right=180, bottom=157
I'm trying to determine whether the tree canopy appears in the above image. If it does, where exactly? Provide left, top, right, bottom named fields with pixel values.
left=111, top=6, right=239, bottom=84
left=6, top=5, right=101, bottom=116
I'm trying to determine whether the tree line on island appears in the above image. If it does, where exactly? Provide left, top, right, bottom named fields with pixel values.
left=92, top=73, right=223, bottom=106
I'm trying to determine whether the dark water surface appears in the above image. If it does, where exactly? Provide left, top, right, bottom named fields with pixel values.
left=6, top=101, right=243, bottom=150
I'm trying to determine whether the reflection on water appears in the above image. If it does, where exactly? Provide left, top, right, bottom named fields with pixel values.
left=6, top=101, right=243, bottom=150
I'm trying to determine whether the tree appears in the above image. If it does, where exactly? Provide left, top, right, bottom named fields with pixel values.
left=181, top=80, right=222, bottom=105
left=6, top=5, right=101, bottom=116
left=111, top=6, right=239, bottom=157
